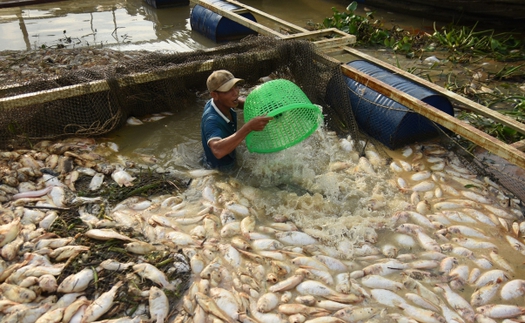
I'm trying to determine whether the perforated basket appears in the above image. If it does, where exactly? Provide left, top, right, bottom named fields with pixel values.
left=244, top=79, right=323, bottom=153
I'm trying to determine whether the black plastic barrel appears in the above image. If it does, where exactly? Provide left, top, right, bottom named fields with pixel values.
left=190, top=0, right=257, bottom=43
left=343, top=60, right=454, bottom=149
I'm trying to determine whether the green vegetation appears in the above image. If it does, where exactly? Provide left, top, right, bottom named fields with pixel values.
left=321, top=1, right=525, bottom=145
left=321, top=2, right=524, bottom=62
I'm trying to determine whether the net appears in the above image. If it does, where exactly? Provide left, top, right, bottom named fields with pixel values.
left=0, top=37, right=359, bottom=150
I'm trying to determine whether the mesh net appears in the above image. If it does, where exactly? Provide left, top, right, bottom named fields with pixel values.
left=244, top=79, right=324, bottom=153
left=1, top=34, right=525, bottom=205
left=0, top=37, right=359, bottom=150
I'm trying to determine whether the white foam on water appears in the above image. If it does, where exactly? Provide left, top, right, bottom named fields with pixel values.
left=220, top=126, right=408, bottom=254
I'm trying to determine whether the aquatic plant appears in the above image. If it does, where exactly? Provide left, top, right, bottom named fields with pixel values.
left=431, top=22, right=525, bottom=62
left=321, top=1, right=525, bottom=62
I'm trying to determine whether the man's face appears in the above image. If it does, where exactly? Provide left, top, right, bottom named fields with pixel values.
left=214, top=85, right=240, bottom=108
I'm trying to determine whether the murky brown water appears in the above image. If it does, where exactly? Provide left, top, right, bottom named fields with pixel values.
left=0, top=0, right=441, bottom=52
left=2, top=3, right=525, bottom=322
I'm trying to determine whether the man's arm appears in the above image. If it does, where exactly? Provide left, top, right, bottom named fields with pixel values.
left=208, top=116, right=272, bottom=159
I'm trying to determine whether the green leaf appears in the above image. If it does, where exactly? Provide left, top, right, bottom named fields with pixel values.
left=347, top=1, right=358, bottom=12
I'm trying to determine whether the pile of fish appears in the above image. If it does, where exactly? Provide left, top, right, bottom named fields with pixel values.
left=1, top=130, right=525, bottom=323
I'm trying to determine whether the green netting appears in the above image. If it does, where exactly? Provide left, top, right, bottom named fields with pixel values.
left=244, top=79, right=324, bottom=153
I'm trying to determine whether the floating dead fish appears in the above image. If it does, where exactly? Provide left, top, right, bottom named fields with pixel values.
left=111, top=169, right=136, bottom=187
left=126, top=116, right=143, bottom=126
left=85, top=229, right=136, bottom=242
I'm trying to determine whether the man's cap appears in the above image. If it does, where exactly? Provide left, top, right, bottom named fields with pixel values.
left=207, top=70, right=243, bottom=93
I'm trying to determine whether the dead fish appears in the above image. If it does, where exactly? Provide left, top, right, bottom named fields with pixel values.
left=210, top=287, right=241, bottom=320
left=12, top=186, right=54, bottom=200
left=33, top=306, right=64, bottom=323
left=397, top=303, right=446, bottom=323
left=133, top=263, right=175, bottom=291
left=149, top=286, right=169, bottom=323
left=0, top=218, right=21, bottom=247
left=111, top=169, right=135, bottom=187
left=435, top=283, right=475, bottom=322
left=125, top=241, right=157, bottom=255
left=0, top=282, right=37, bottom=303
left=82, top=281, right=123, bottom=322
left=471, top=280, right=501, bottom=306
left=98, top=259, right=135, bottom=272
left=257, top=292, right=280, bottom=313
left=49, top=246, right=89, bottom=261
left=295, top=280, right=362, bottom=303
left=268, top=273, right=305, bottom=293
left=370, top=288, right=408, bottom=307
left=126, top=116, right=143, bottom=125
left=275, top=231, right=317, bottom=246
left=476, top=304, right=525, bottom=319
left=500, top=279, right=525, bottom=300
left=85, top=229, right=136, bottom=242
left=225, top=201, right=250, bottom=216
left=279, top=303, right=330, bottom=316
left=361, top=275, right=404, bottom=291
left=62, top=297, right=90, bottom=323
left=89, top=173, right=105, bottom=191
left=57, top=268, right=97, bottom=293
left=333, top=307, right=381, bottom=323
left=195, top=292, right=236, bottom=323
left=187, top=169, right=218, bottom=178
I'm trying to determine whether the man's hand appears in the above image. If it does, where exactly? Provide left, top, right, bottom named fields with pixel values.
left=247, top=116, right=273, bottom=131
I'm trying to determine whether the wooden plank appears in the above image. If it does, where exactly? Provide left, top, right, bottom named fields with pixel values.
left=313, top=36, right=355, bottom=50
left=341, top=46, right=525, bottom=137
left=283, top=28, right=355, bottom=49
left=224, top=0, right=310, bottom=34
left=511, top=139, right=525, bottom=151
left=341, top=64, right=525, bottom=170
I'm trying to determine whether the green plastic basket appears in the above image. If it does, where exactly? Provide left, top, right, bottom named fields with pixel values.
left=244, top=79, right=323, bottom=153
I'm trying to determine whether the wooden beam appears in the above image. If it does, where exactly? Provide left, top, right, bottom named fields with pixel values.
left=341, top=46, right=525, bottom=137
left=511, top=139, right=525, bottom=151
left=283, top=28, right=355, bottom=49
left=223, top=0, right=310, bottom=34
left=341, top=64, right=525, bottom=170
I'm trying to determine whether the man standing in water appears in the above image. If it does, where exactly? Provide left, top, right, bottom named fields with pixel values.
left=201, top=70, right=272, bottom=170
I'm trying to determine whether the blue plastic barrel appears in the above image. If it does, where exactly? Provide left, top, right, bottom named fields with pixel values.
left=190, top=0, right=257, bottom=43
left=343, top=60, right=454, bottom=149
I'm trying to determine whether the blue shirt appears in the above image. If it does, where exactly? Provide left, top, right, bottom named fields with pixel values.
left=201, top=99, right=238, bottom=169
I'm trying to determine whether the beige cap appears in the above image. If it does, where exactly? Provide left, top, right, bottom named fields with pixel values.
left=207, top=70, right=243, bottom=92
